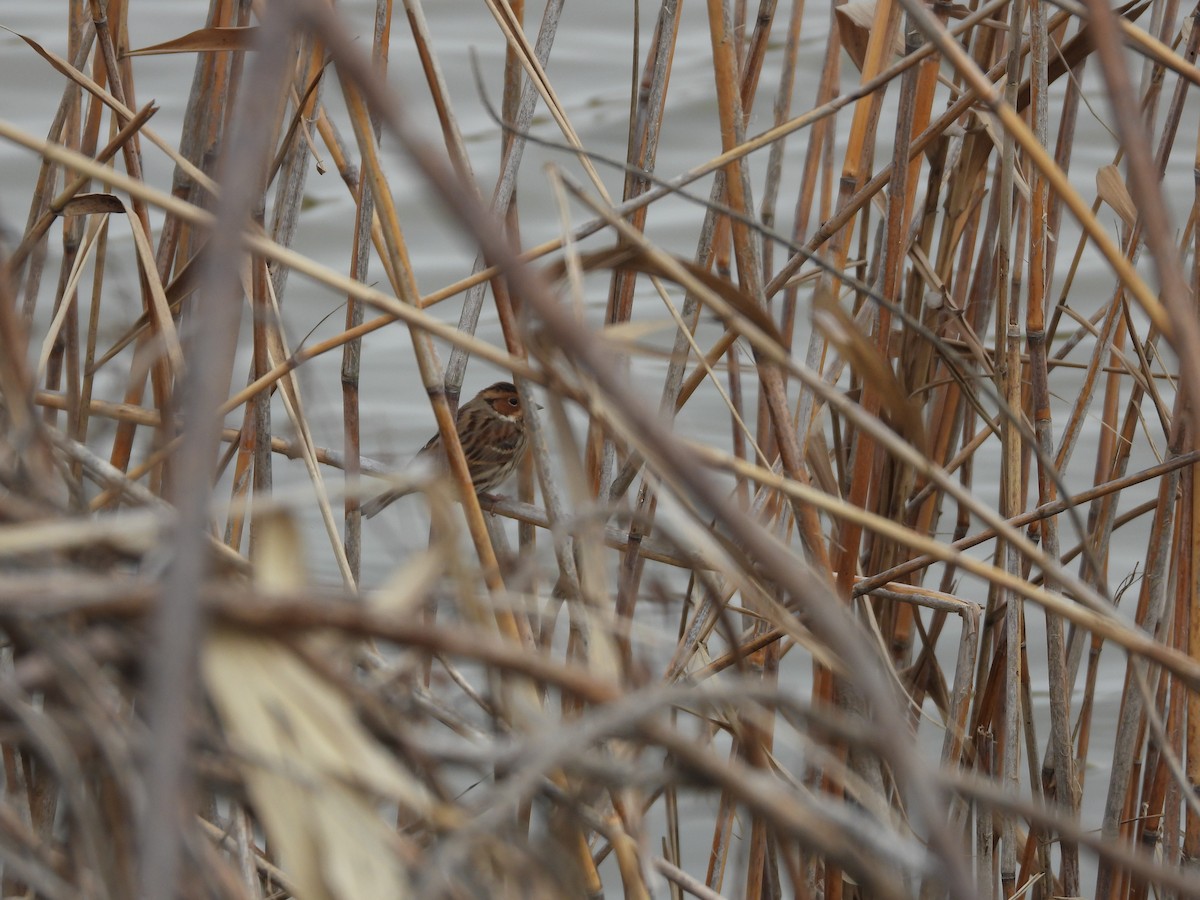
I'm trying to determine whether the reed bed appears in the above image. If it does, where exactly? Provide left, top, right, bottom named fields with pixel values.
left=2, top=0, right=1200, bottom=897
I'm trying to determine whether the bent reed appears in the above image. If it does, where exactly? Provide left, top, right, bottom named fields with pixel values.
left=0, top=1, right=1198, bottom=898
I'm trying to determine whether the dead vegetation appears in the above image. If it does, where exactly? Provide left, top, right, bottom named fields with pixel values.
left=1, top=0, right=1200, bottom=897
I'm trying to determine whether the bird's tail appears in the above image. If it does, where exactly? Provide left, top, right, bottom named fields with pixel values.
left=360, top=486, right=413, bottom=518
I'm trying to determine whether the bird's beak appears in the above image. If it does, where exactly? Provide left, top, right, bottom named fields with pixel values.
left=536, top=403, right=544, bottom=410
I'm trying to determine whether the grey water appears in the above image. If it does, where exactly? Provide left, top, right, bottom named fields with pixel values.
left=0, top=2, right=1183, bottom=894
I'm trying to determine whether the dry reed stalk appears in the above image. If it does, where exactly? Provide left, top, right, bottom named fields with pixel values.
left=1025, top=5, right=1079, bottom=861
left=10, top=0, right=1200, bottom=897
left=341, top=0, right=391, bottom=585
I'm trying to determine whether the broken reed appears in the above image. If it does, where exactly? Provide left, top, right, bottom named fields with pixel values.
left=1, top=0, right=1199, bottom=897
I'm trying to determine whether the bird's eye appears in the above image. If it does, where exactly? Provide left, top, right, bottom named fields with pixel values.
left=508, top=398, right=519, bottom=407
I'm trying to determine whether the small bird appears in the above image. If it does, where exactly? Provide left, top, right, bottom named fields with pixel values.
left=361, top=381, right=533, bottom=518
